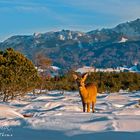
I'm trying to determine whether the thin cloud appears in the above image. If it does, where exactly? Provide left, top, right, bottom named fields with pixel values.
left=0, top=0, right=49, bottom=13
left=60, top=0, right=140, bottom=21
left=0, top=0, right=68, bottom=23
left=15, top=5, right=49, bottom=13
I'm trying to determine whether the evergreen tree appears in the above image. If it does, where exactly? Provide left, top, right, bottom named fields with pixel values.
left=0, top=48, right=39, bottom=101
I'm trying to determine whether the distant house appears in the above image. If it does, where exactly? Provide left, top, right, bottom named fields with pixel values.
left=75, top=64, right=140, bottom=74
left=119, top=64, right=140, bottom=73
left=75, top=66, right=95, bottom=74
left=35, top=65, right=61, bottom=77
left=95, top=68, right=120, bottom=73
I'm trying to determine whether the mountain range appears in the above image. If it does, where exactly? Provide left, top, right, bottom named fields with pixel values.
left=1, top=18, right=140, bottom=71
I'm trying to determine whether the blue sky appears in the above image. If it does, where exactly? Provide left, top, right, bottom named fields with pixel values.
left=0, top=0, right=140, bottom=41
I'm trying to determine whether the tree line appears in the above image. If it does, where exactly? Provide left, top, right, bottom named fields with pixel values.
left=44, top=71, right=140, bottom=93
left=1, top=48, right=140, bottom=102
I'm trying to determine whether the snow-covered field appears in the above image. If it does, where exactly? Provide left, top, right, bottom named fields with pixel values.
left=0, top=91, right=140, bottom=140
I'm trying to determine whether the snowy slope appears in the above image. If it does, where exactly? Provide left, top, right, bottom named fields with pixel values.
left=119, top=37, right=128, bottom=43
left=0, top=91, right=140, bottom=140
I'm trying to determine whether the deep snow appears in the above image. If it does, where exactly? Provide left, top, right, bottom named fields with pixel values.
left=0, top=91, right=140, bottom=140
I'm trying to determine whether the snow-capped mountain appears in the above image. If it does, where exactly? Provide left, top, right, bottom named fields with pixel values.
left=88, top=18, right=140, bottom=43
left=119, top=37, right=128, bottom=43
left=33, top=30, right=86, bottom=41
left=1, top=18, right=140, bottom=70
left=114, top=18, right=140, bottom=39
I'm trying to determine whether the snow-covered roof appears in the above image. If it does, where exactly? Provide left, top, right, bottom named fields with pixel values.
left=50, top=66, right=60, bottom=70
left=76, top=66, right=95, bottom=74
